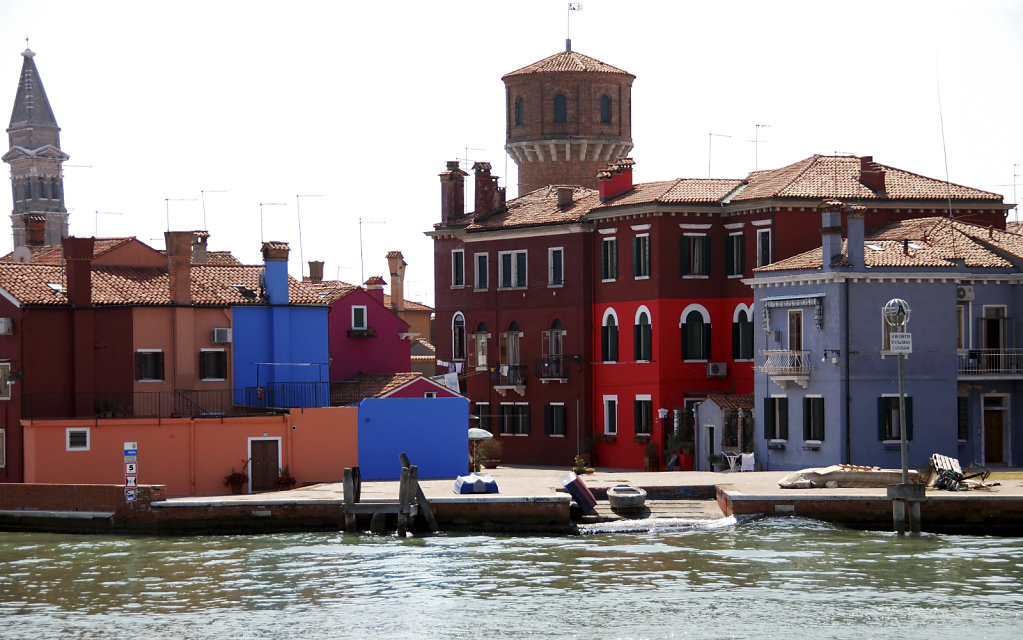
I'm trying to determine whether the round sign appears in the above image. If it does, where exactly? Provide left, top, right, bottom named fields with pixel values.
left=883, top=298, right=911, bottom=328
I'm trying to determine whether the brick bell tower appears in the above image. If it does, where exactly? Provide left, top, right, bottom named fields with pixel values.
left=3, top=47, right=70, bottom=249
left=502, top=39, right=634, bottom=196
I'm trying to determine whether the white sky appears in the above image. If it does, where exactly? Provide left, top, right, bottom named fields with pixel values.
left=2, top=0, right=1021, bottom=307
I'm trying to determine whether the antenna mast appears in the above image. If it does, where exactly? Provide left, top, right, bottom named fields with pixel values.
left=296, top=194, right=323, bottom=280
left=258, top=202, right=286, bottom=245
left=358, top=217, right=385, bottom=284
left=200, top=189, right=226, bottom=230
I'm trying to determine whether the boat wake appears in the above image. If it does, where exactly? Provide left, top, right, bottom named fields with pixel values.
left=578, top=514, right=738, bottom=535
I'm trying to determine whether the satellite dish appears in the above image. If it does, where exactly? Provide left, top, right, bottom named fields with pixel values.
left=11, top=246, right=31, bottom=263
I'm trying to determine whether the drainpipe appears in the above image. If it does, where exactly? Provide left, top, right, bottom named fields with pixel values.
left=843, top=277, right=851, bottom=465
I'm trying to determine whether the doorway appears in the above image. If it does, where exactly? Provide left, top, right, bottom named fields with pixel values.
left=982, top=396, right=1007, bottom=465
left=249, top=437, right=281, bottom=492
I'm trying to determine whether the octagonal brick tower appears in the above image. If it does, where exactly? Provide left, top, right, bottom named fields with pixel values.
left=502, top=40, right=634, bottom=195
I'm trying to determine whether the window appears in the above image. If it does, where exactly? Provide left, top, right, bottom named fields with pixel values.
left=66, top=427, right=90, bottom=451
left=0, top=363, right=10, bottom=400
left=600, top=237, right=618, bottom=281
left=604, top=396, right=618, bottom=435
left=135, top=350, right=165, bottom=382
left=681, top=307, right=711, bottom=361
left=878, top=396, right=914, bottom=441
left=451, top=249, right=465, bottom=287
left=803, top=396, right=825, bottom=441
left=499, top=250, right=527, bottom=289
left=757, top=228, right=772, bottom=267
left=788, top=310, right=803, bottom=352
left=499, top=322, right=523, bottom=385
left=475, top=253, right=489, bottom=291
left=732, top=307, right=754, bottom=361
left=726, top=232, right=745, bottom=277
left=0, top=428, right=5, bottom=468
left=199, top=349, right=227, bottom=381
left=681, top=234, right=710, bottom=277
left=452, top=313, right=466, bottom=361
left=632, top=234, right=650, bottom=278
left=600, top=95, right=612, bottom=124
left=548, top=247, right=564, bottom=286
left=469, top=324, right=489, bottom=370
left=351, top=305, right=368, bottom=330
left=634, top=396, right=653, bottom=435
left=764, top=397, right=789, bottom=440
left=499, top=402, right=530, bottom=435
left=634, top=310, right=652, bottom=362
left=957, top=396, right=968, bottom=441
left=553, top=94, right=567, bottom=123
left=474, top=402, right=492, bottom=432
left=956, top=305, right=965, bottom=350
left=515, top=98, right=524, bottom=126
left=601, top=310, right=619, bottom=362
left=424, top=392, right=437, bottom=398
left=545, top=403, right=566, bottom=436
left=541, top=320, right=566, bottom=378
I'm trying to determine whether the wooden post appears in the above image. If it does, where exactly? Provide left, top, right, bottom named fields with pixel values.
left=397, top=465, right=412, bottom=536
left=343, top=467, right=357, bottom=532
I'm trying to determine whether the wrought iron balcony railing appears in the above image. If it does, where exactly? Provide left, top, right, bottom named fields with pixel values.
left=958, top=349, right=1023, bottom=376
left=491, top=364, right=528, bottom=388
left=755, top=350, right=813, bottom=376
left=534, top=355, right=570, bottom=380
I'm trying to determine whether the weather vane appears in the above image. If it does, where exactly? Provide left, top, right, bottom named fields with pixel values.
left=567, top=3, right=582, bottom=51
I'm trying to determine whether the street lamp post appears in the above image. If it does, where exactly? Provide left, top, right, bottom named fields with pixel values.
left=882, top=298, right=922, bottom=533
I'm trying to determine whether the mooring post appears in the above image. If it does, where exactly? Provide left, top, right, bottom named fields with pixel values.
left=397, top=465, right=412, bottom=536
left=343, top=467, right=357, bottom=532
left=887, top=483, right=925, bottom=534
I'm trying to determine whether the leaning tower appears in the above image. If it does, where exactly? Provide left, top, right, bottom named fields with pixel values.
left=502, top=40, right=634, bottom=195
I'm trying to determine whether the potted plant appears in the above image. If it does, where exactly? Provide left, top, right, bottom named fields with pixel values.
left=223, top=459, right=249, bottom=494
left=571, top=454, right=594, bottom=475
left=476, top=438, right=503, bottom=468
left=274, top=465, right=297, bottom=490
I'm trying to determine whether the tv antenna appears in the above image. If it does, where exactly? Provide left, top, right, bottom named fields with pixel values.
left=296, top=194, right=323, bottom=279
left=707, top=133, right=730, bottom=178
left=459, top=146, right=484, bottom=214
left=748, top=124, right=770, bottom=170
left=94, top=211, right=122, bottom=237
left=259, top=202, right=286, bottom=245
left=200, top=189, right=226, bottom=230
left=996, top=163, right=1021, bottom=223
left=164, top=197, right=196, bottom=231
left=358, top=217, right=385, bottom=284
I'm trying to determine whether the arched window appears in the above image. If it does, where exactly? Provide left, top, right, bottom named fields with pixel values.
left=452, top=312, right=466, bottom=361
left=681, top=306, right=711, bottom=361
left=515, top=98, right=524, bottom=126
left=601, top=310, right=618, bottom=362
left=553, top=94, right=567, bottom=123
left=634, top=309, right=652, bottom=362
left=470, top=322, right=489, bottom=370
left=732, top=305, right=753, bottom=360
left=600, top=95, right=612, bottom=124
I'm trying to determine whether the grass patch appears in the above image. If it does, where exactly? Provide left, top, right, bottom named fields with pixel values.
left=988, top=472, right=1023, bottom=480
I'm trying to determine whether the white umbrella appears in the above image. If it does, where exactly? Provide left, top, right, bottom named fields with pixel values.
left=468, top=428, right=493, bottom=471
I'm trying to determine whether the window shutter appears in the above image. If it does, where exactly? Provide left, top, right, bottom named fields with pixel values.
left=803, top=398, right=812, bottom=441
left=634, top=401, right=642, bottom=433
left=779, top=399, right=788, bottom=439
left=815, top=398, right=825, bottom=441
left=633, top=323, right=641, bottom=360
left=906, top=397, right=914, bottom=440
left=632, top=237, right=639, bottom=276
left=610, top=325, right=618, bottom=361
left=601, top=325, right=609, bottom=360
left=522, top=404, right=531, bottom=435
left=701, top=236, right=711, bottom=275
left=680, top=236, right=689, bottom=275
left=737, top=234, right=745, bottom=274
left=764, top=399, right=775, bottom=439
left=877, top=397, right=886, bottom=440
left=134, top=352, right=143, bottom=380
left=702, top=323, right=712, bottom=360
left=611, top=241, right=617, bottom=279
left=544, top=404, right=553, bottom=435
left=732, top=322, right=740, bottom=359
left=643, top=323, right=652, bottom=360
left=681, top=325, right=689, bottom=360
left=156, top=352, right=165, bottom=380
left=725, top=237, right=734, bottom=276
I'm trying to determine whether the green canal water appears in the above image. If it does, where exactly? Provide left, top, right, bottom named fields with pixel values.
left=1, top=517, right=1021, bottom=639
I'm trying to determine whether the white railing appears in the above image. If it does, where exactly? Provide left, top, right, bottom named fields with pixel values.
left=755, top=350, right=813, bottom=376
left=958, top=349, right=1023, bottom=376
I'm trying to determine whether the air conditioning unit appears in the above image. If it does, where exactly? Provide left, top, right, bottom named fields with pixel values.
left=956, top=285, right=974, bottom=302
left=0, top=317, right=12, bottom=335
left=212, top=328, right=233, bottom=343
left=707, top=362, right=728, bottom=378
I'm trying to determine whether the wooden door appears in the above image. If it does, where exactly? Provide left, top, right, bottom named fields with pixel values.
left=250, top=439, right=280, bottom=492
left=984, top=410, right=1003, bottom=464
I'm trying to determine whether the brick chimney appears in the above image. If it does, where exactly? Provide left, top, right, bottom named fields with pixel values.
left=386, top=251, right=406, bottom=311
left=597, top=158, right=635, bottom=202
left=165, top=231, right=192, bottom=305
left=847, top=205, right=865, bottom=269
left=307, top=261, right=324, bottom=283
left=557, top=187, right=574, bottom=208
left=859, top=156, right=886, bottom=193
left=191, top=230, right=209, bottom=264
left=819, top=201, right=844, bottom=271
left=440, top=160, right=468, bottom=225
left=261, top=241, right=290, bottom=305
left=473, top=161, right=506, bottom=216
left=62, top=237, right=95, bottom=307
left=364, top=275, right=386, bottom=305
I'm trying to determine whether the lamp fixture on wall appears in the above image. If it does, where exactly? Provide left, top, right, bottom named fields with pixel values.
left=822, top=349, right=841, bottom=365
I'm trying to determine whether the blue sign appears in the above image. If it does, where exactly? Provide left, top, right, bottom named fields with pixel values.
left=124, top=449, right=138, bottom=456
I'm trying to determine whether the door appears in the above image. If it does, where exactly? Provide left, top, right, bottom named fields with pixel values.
left=983, top=400, right=1005, bottom=464
left=250, top=438, right=280, bottom=492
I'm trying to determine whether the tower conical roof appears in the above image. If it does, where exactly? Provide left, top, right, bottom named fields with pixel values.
left=8, top=49, right=59, bottom=131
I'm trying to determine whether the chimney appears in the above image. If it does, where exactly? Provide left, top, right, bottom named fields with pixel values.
left=440, top=160, right=468, bottom=225
left=364, top=276, right=386, bottom=305
left=191, top=230, right=209, bottom=264
left=847, top=206, right=865, bottom=269
left=62, top=237, right=95, bottom=307
left=386, top=251, right=407, bottom=311
left=165, top=231, right=193, bottom=305
left=473, top=161, right=506, bottom=217
left=859, top=156, right=886, bottom=193
left=308, top=261, right=324, bottom=283
left=261, top=241, right=290, bottom=305
left=597, top=157, right=635, bottom=202
left=819, top=201, right=844, bottom=271
left=557, top=187, right=574, bottom=208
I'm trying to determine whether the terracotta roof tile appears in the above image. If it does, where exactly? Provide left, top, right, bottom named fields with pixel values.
left=705, top=394, right=754, bottom=412
left=331, top=372, right=446, bottom=404
left=595, top=179, right=742, bottom=209
left=384, top=294, right=432, bottom=312
left=304, top=280, right=359, bottom=303
left=502, top=50, right=633, bottom=78
left=465, top=186, right=600, bottom=231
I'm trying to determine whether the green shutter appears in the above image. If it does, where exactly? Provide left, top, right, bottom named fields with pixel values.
left=681, top=326, right=689, bottom=360
left=764, top=399, right=775, bottom=439
left=681, top=236, right=690, bottom=275
left=877, top=397, right=886, bottom=440
left=702, top=323, right=712, bottom=360
left=815, top=398, right=825, bottom=441
left=779, top=399, right=788, bottom=439
left=725, top=236, right=734, bottom=276
left=732, top=322, right=740, bottom=359
left=544, top=404, right=553, bottom=435
left=701, top=236, right=711, bottom=275
left=632, top=237, right=639, bottom=276
left=803, top=398, right=811, bottom=441
left=522, top=404, right=530, bottom=435
left=737, top=234, right=745, bottom=274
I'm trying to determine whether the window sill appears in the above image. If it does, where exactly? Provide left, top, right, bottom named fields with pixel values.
left=633, top=275, right=650, bottom=280
left=200, top=378, right=226, bottom=382
left=634, top=435, right=651, bottom=443
left=547, top=283, right=564, bottom=289
left=548, top=433, right=565, bottom=438
left=767, top=441, right=786, bottom=450
left=347, top=329, right=378, bottom=338
left=473, top=288, right=488, bottom=293
left=598, top=434, right=617, bottom=442
left=600, top=278, right=617, bottom=284
left=496, top=286, right=527, bottom=292
left=137, top=379, right=164, bottom=383
left=682, top=274, right=710, bottom=279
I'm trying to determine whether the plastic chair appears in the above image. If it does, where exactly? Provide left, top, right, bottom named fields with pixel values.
left=740, top=452, right=755, bottom=472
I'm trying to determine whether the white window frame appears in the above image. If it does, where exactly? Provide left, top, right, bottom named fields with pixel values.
left=452, top=312, right=466, bottom=361
left=472, top=331, right=490, bottom=371
left=0, top=428, right=5, bottom=468
left=498, top=250, right=528, bottom=289
left=199, top=348, right=227, bottom=382
left=633, top=233, right=651, bottom=280
left=634, top=306, right=652, bottom=363
left=803, top=394, right=824, bottom=443
left=634, top=393, right=653, bottom=435
left=756, top=227, right=772, bottom=267
left=451, top=249, right=465, bottom=288
left=66, top=427, right=90, bottom=452
left=727, top=231, right=744, bottom=278
left=600, top=236, right=618, bottom=282
left=733, top=304, right=754, bottom=362
left=0, top=362, right=11, bottom=401
left=136, top=348, right=164, bottom=383
left=548, top=247, right=564, bottom=287
left=424, top=391, right=437, bottom=398
left=351, top=305, right=368, bottom=330
left=603, top=395, right=618, bottom=435
left=682, top=233, right=710, bottom=278
left=474, top=252, right=489, bottom=291
left=547, top=401, right=566, bottom=438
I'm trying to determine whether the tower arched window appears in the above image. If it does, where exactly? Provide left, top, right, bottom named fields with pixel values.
left=515, top=98, right=524, bottom=126
left=452, top=312, right=466, bottom=361
left=634, top=310, right=652, bottom=362
left=553, top=94, right=567, bottom=123
left=601, top=310, right=619, bottom=362
left=600, top=95, right=612, bottom=124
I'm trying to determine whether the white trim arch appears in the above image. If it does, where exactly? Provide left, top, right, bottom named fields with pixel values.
left=634, top=305, right=652, bottom=327
left=679, top=303, right=710, bottom=328
left=732, top=303, right=752, bottom=323
left=602, top=307, right=619, bottom=326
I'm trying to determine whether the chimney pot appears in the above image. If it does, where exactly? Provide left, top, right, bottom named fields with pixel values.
left=557, top=187, right=574, bottom=208
left=308, top=260, right=324, bottom=283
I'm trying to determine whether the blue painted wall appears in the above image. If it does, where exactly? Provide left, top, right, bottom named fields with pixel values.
left=357, top=397, right=470, bottom=480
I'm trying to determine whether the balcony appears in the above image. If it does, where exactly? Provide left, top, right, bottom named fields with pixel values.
left=491, top=364, right=527, bottom=396
left=534, top=355, right=570, bottom=382
left=958, top=349, right=1023, bottom=379
left=755, top=349, right=812, bottom=388
left=21, top=383, right=332, bottom=420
